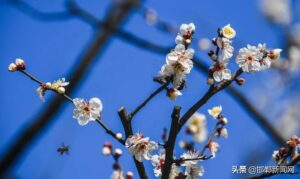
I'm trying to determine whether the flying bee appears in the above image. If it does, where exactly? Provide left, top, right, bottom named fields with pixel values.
left=57, top=143, right=70, bottom=155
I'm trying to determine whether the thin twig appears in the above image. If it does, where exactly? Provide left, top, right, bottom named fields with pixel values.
left=161, top=106, right=181, bottom=179
left=0, top=0, right=140, bottom=175
left=95, top=119, right=125, bottom=145
left=199, top=124, right=218, bottom=157
left=128, top=81, right=170, bottom=120
left=20, top=69, right=124, bottom=144
left=178, top=68, right=243, bottom=129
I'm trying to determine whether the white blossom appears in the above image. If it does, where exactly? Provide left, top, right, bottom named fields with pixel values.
left=50, top=78, right=69, bottom=92
left=208, top=141, right=219, bottom=158
left=272, top=150, right=279, bottom=161
left=102, top=146, right=111, bottom=156
left=111, top=170, right=124, bottom=179
left=220, top=128, right=228, bottom=138
left=151, top=150, right=166, bottom=177
left=114, top=148, right=123, bottom=156
left=159, top=44, right=194, bottom=90
left=36, top=83, right=50, bottom=102
left=126, top=171, right=134, bottom=178
left=8, top=63, right=17, bottom=72
left=185, top=164, right=205, bottom=179
left=268, top=48, right=282, bottom=60
left=169, top=164, right=180, bottom=179
left=216, top=128, right=228, bottom=138
left=180, top=150, right=200, bottom=166
left=8, top=58, right=25, bottom=71
left=187, top=113, right=208, bottom=142
left=208, top=106, right=222, bottom=119
left=217, top=37, right=234, bottom=63
left=166, top=44, right=194, bottom=74
left=72, top=97, right=103, bottom=126
left=36, top=78, right=69, bottom=101
left=260, top=0, right=291, bottom=25
left=221, top=24, right=236, bottom=39
left=176, top=23, right=195, bottom=45
left=15, top=58, right=25, bottom=66
left=288, top=46, right=300, bottom=72
left=212, top=64, right=231, bottom=82
left=125, top=133, right=158, bottom=162
left=236, top=45, right=263, bottom=72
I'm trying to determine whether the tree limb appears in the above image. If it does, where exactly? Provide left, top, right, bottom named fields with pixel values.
left=118, top=107, right=148, bottom=179
left=128, top=81, right=170, bottom=120
left=161, top=106, right=181, bottom=179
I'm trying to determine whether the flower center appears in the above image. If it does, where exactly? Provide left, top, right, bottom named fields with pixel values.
left=246, top=55, right=254, bottom=62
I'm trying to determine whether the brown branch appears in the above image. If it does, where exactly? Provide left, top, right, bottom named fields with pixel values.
left=95, top=119, right=125, bottom=145
left=21, top=69, right=125, bottom=144
left=118, top=107, right=148, bottom=179
left=161, top=106, right=181, bottom=179
left=178, top=69, right=243, bottom=129
left=249, top=155, right=300, bottom=179
left=161, top=69, right=242, bottom=178
left=0, top=0, right=140, bottom=175
left=128, top=81, right=170, bottom=120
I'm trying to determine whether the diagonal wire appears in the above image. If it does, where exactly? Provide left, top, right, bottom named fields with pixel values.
left=0, top=0, right=140, bottom=175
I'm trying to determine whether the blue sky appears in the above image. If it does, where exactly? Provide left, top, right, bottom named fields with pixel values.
left=0, top=0, right=298, bottom=178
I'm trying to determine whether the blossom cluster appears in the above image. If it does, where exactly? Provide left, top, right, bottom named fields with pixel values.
left=8, top=58, right=25, bottom=72
left=186, top=113, right=208, bottom=143
left=209, top=24, right=235, bottom=82
left=236, top=43, right=281, bottom=72
left=207, top=24, right=282, bottom=85
left=272, top=135, right=300, bottom=165
left=36, top=78, right=69, bottom=101
left=157, top=23, right=195, bottom=100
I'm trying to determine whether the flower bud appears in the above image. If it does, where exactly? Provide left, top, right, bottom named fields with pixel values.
left=15, top=58, right=25, bottom=70
left=179, top=140, right=187, bottom=148
left=114, top=148, right=123, bottom=157
left=219, top=128, right=228, bottom=138
left=57, top=87, right=65, bottom=94
left=167, top=88, right=182, bottom=100
left=220, top=117, right=228, bottom=125
left=211, top=54, right=218, bottom=61
left=185, top=39, right=191, bottom=45
left=45, top=82, right=52, bottom=88
left=126, top=171, right=134, bottom=179
left=102, top=146, right=111, bottom=156
left=8, top=63, right=17, bottom=72
left=207, top=78, right=215, bottom=86
left=116, top=133, right=123, bottom=140
left=102, top=141, right=112, bottom=155
left=235, top=77, right=245, bottom=86
left=268, top=49, right=282, bottom=60
left=212, top=38, right=217, bottom=46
